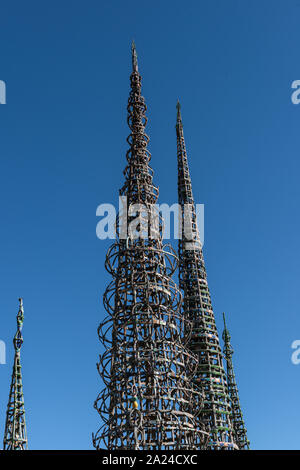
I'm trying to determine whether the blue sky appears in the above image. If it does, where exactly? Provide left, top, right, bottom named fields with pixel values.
left=0, top=0, right=299, bottom=449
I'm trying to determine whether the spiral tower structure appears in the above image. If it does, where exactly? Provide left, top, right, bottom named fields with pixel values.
left=93, top=44, right=208, bottom=450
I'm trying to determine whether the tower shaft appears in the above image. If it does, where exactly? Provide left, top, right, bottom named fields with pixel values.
left=176, top=102, right=237, bottom=449
left=222, top=313, right=250, bottom=449
left=3, top=298, right=28, bottom=450
left=93, top=45, right=208, bottom=450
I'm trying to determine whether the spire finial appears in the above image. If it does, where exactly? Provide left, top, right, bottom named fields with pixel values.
left=14, top=298, right=24, bottom=351
left=222, top=312, right=230, bottom=342
left=223, top=311, right=227, bottom=329
left=131, top=40, right=138, bottom=72
left=176, top=99, right=182, bottom=124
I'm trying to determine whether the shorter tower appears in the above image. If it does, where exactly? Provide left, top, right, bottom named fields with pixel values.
left=222, top=312, right=250, bottom=449
left=3, top=298, right=28, bottom=450
left=176, top=101, right=237, bottom=449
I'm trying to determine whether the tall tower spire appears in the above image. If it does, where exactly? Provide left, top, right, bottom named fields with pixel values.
left=222, top=313, right=250, bottom=449
left=131, top=40, right=138, bottom=72
left=93, top=45, right=208, bottom=450
left=176, top=102, right=237, bottom=449
left=3, top=298, right=28, bottom=450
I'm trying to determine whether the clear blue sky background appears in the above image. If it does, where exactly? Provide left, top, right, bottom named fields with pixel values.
left=0, top=0, right=299, bottom=450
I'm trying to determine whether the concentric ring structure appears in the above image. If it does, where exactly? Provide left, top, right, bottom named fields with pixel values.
left=3, top=298, right=28, bottom=450
left=93, top=43, right=208, bottom=450
left=222, top=313, right=250, bottom=449
left=176, top=102, right=238, bottom=449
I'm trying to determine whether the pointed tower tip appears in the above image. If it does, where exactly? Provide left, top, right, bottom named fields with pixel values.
left=222, top=312, right=231, bottom=344
left=131, top=40, right=138, bottom=72
left=17, top=298, right=24, bottom=328
left=176, top=99, right=182, bottom=124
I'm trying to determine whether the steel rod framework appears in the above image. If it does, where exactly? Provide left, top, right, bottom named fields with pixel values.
left=93, top=44, right=208, bottom=450
left=3, top=298, right=28, bottom=450
left=176, top=102, right=237, bottom=449
left=222, top=313, right=250, bottom=449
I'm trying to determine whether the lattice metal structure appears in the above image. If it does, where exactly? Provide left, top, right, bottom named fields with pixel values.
left=3, top=298, right=28, bottom=450
left=93, top=43, right=208, bottom=450
left=222, top=313, right=250, bottom=449
left=176, top=101, right=237, bottom=449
